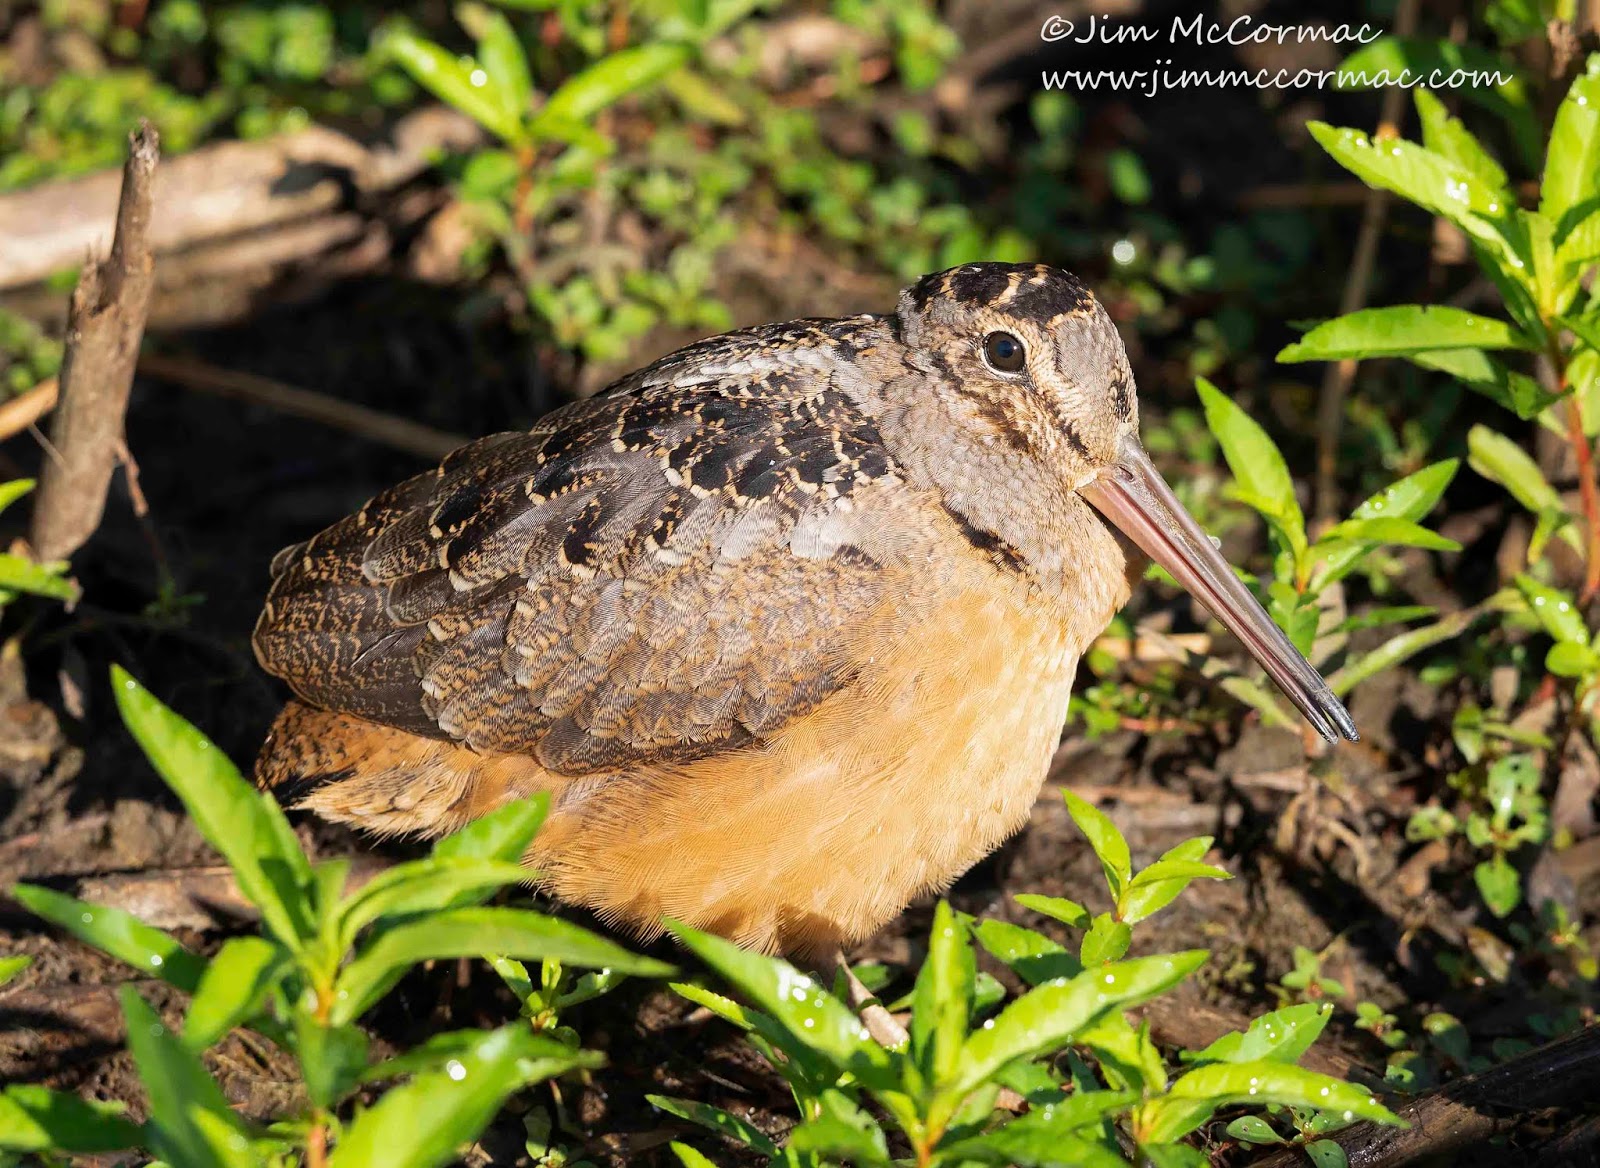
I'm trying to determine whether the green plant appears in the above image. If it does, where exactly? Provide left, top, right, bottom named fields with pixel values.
left=0, top=480, right=78, bottom=608
left=1181, top=376, right=1468, bottom=726
left=1282, top=63, right=1600, bottom=598
left=2, top=667, right=672, bottom=1167
left=651, top=790, right=1401, bottom=1167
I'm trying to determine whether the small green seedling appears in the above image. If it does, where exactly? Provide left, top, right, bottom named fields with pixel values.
left=2, top=667, right=672, bottom=1168
left=654, top=789, right=1400, bottom=1167
left=1192, top=377, right=1465, bottom=724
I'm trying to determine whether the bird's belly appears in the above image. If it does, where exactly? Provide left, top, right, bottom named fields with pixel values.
left=531, top=580, right=1080, bottom=955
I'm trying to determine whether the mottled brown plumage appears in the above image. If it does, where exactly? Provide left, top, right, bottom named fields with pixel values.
left=254, top=262, right=1354, bottom=955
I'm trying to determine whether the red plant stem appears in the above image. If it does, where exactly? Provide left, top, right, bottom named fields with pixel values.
left=1550, top=336, right=1600, bottom=602
left=306, top=1120, right=328, bottom=1168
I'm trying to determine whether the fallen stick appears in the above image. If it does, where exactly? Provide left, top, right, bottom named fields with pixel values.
left=136, top=352, right=467, bottom=462
left=0, top=377, right=59, bottom=442
left=1249, top=1024, right=1600, bottom=1168
left=29, top=123, right=159, bottom=563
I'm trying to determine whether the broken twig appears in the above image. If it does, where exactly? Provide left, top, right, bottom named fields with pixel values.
left=136, top=353, right=468, bottom=463
left=29, top=123, right=159, bottom=562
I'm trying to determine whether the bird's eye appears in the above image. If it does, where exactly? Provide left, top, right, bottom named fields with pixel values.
left=982, top=331, right=1026, bottom=374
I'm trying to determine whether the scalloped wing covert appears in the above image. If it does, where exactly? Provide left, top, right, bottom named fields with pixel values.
left=252, top=317, right=921, bottom=776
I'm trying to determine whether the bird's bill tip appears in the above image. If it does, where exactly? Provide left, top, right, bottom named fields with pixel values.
left=1080, top=435, right=1358, bottom=744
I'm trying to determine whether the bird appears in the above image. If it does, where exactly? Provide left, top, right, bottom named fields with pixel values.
left=252, top=261, right=1356, bottom=963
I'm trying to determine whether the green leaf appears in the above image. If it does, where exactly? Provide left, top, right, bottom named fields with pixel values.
left=0, top=479, right=36, bottom=518
left=647, top=1095, right=780, bottom=1158
left=1128, top=859, right=1231, bottom=887
left=939, top=1122, right=1127, bottom=1166
left=385, top=29, right=526, bottom=144
left=1061, top=789, right=1132, bottom=900
left=1321, top=517, right=1459, bottom=552
left=1307, top=1139, right=1350, bottom=1168
left=1415, top=88, right=1507, bottom=191
left=1014, top=893, right=1091, bottom=929
left=972, top=918, right=1080, bottom=986
left=1542, top=58, right=1600, bottom=239
left=1307, top=123, right=1508, bottom=245
left=0, top=554, right=77, bottom=602
left=1351, top=460, right=1458, bottom=529
left=1326, top=606, right=1488, bottom=697
left=329, top=1027, right=583, bottom=1168
left=1335, top=39, right=1538, bottom=166
left=1555, top=207, right=1600, bottom=276
left=433, top=792, right=548, bottom=862
left=951, top=951, right=1206, bottom=1098
left=333, top=857, right=532, bottom=949
left=1121, top=857, right=1231, bottom=927
left=1225, top=1114, right=1287, bottom=1145
left=938, top=1089, right=1134, bottom=1165
left=458, top=3, right=533, bottom=124
left=1182, top=1002, right=1334, bottom=1066
left=1467, top=425, right=1581, bottom=549
left=1140, top=1060, right=1402, bottom=1143
left=669, top=1142, right=721, bottom=1168
left=334, top=907, right=669, bottom=1024
left=787, top=1089, right=890, bottom=1163
left=668, top=981, right=759, bottom=1031
left=361, top=1028, right=597, bottom=1085
left=1559, top=313, right=1600, bottom=359
left=1279, top=306, right=1536, bottom=362
left=1515, top=575, right=1588, bottom=645
left=662, top=69, right=747, bottom=126
left=0, top=1086, right=140, bottom=1154
left=911, top=900, right=973, bottom=1084
left=0, top=954, right=30, bottom=987
left=294, top=1017, right=370, bottom=1110
left=1547, top=641, right=1599, bottom=678
left=531, top=43, right=689, bottom=137
left=1407, top=350, right=1556, bottom=420
left=1080, top=914, right=1132, bottom=965
left=11, top=883, right=206, bottom=993
left=184, top=936, right=291, bottom=1049
left=1195, top=377, right=1307, bottom=564
left=666, top=921, right=893, bottom=1087
left=121, top=986, right=257, bottom=1168
left=1475, top=854, right=1522, bottom=917
left=112, top=666, right=316, bottom=949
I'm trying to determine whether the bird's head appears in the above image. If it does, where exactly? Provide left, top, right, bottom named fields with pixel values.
left=890, top=262, right=1356, bottom=743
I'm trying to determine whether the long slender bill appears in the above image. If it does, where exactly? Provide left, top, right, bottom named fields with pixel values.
left=1079, top=434, right=1358, bottom=743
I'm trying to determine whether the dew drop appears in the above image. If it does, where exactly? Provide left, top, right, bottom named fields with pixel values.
left=80, top=912, right=94, bottom=924
left=803, top=1017, right=815, bottom=1029
left=446, top=1059, right=467, bottom=1081
left=1343, top=1110, right=1354, bottom=1121
left=149, top=954, right=163, bottom=968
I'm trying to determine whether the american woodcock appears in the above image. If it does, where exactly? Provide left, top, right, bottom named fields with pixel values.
left=253, top=262, right=1357, bottom=957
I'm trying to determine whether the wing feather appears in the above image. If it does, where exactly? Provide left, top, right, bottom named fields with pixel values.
left=253, top=317, right=918, bottom=776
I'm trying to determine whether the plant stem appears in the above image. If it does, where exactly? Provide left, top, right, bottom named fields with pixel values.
left=306, top=1116, right=328, bottom=1168
left=1547, top=335, right=1600, bottom=601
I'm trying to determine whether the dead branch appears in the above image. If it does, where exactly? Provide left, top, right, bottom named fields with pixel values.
left=28, top=123, right=159, bottom=563
left=136, top=353, right=467, bottom=463
left=1250, top=1025, right=1600, bottom=1168
left=0, top=108, right=480, bottom=293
